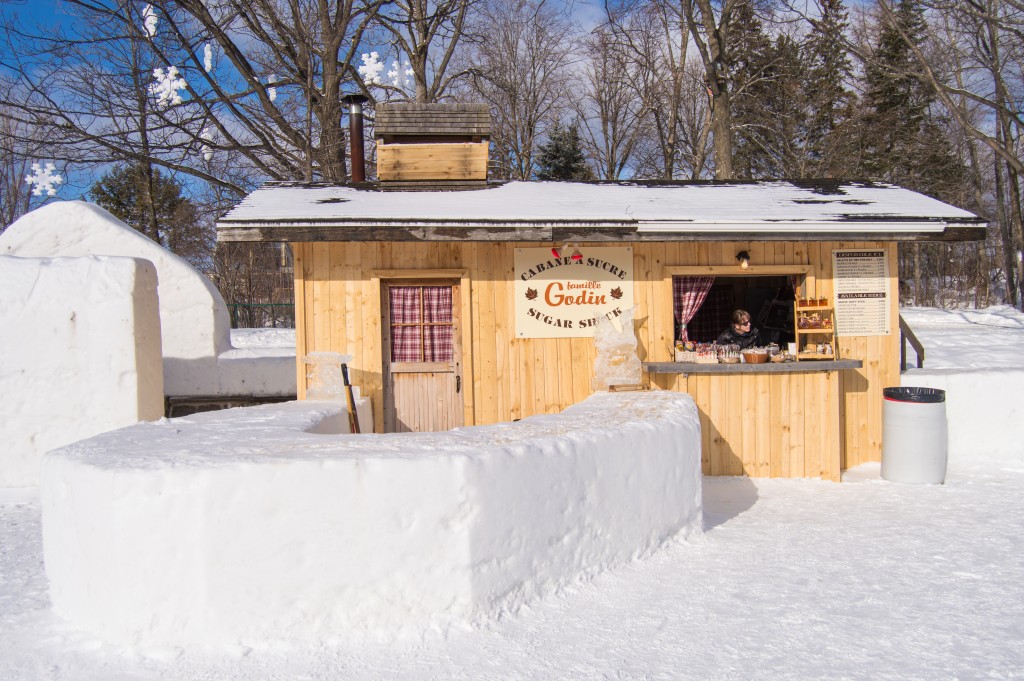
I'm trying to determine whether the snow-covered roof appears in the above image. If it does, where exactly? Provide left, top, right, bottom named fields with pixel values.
left=216, top=180, right=986, bottom=242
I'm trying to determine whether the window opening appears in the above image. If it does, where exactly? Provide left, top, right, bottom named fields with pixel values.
left=673, top=275, right=797, bottom=345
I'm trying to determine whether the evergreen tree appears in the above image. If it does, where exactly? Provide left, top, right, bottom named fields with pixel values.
left=535, top=122, right=595, bottom=181
left=860, top=0, right=969, bottom=306
left=89, top=163, right=212, bottom=268
left=801, top=0, right=855, bottom=177
left=862, top=0, right=932, bottom=182
left=727, top=0, right=775, bottom=178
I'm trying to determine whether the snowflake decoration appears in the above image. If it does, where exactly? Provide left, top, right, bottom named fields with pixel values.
left=142, top=4, right=158, bottom=38
left=25, top=162, right=63, bottom=197
left=358, top=52, right=383, bottom=85
left=199, top=125, right=216, bottom=161
left=388, top=59, right=414, bottom=90
left=149, top=66, right=187, bottom=107
left=203, top=43, right=213, bottom=72
left=268, top=74, right=278, bottom=102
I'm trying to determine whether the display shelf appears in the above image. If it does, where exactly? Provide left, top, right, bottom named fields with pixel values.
left=794, top=301, right=838, bottom=361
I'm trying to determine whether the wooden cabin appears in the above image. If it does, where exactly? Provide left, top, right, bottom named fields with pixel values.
left=217, top=103, right=985, bottom=481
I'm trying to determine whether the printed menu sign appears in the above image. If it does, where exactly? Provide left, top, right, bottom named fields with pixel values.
left=515, top=247, right=634, bottom=338
left=833, top=249, right=890, bottom=336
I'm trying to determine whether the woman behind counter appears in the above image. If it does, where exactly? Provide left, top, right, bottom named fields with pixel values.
left=716, top=309, right=762, bottom=350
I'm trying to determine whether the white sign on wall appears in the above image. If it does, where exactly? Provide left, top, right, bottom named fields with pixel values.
left=514, top=247, right=634, bottom=338
left=833, top=249, right=890, bottom=336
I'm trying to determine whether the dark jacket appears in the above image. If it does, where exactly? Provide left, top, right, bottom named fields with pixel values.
left=716, top=325, right=762, bottom=350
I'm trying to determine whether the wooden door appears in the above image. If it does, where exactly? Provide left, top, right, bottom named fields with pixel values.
left=381, top=280, right=464, bottom=433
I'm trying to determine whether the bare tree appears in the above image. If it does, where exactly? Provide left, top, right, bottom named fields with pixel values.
left=460, top=0, right=577, bottom=180
left=376, top=0, right=477, bottom=102
left=602, top=0, right=712, bottom=179
left=679, top=0, right=743, bottom=178
left=0, top=0, right=386, bottom=193
left=574, top=27, right=645, bottom=180
left=0, top=100, right=43, bottom=229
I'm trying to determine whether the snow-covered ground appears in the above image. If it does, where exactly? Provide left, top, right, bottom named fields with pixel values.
left=2, top=307, right=1023, bottom=680
left=899, top=305, right=1024, bottom=369
left=229, top=327, right=296, bottom=350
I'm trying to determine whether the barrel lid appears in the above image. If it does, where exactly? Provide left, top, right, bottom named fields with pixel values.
left=883, top=386, right=945, bottom=403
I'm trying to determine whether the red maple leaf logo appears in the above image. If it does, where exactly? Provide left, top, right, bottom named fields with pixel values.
left=525, top=287, right=538, bottom=300
left=610, top=287, right=623, bottom=300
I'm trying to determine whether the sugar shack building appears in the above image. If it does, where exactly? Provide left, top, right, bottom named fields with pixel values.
left=217, top=103, right=985, bottom=481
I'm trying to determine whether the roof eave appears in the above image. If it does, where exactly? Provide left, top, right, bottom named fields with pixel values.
left=215, top=219, right=988, bottom=244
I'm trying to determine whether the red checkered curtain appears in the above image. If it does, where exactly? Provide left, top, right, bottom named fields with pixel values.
left=422, top=286, right=453, bottom=362
left=389, top=286, right=422, bottom=362
left=388, top=285, right=454, bottom=363
left=673, top=276, right=715, bottom=342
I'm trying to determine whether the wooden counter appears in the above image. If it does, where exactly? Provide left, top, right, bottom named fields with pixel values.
left=643, top=359, right=863, bottom=482
left=643, top=360, right=862, bottom=375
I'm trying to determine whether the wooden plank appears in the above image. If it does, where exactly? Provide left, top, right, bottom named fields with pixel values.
left=377, top=142, right=488, bottom=182
left=719, top=374, right=739, bottom=476
left=663, top=264, right=812, bottom=277
left=343, top=244, right=362, bottom=376
left=492, top=245, right=513, bottom=421
left=825, top=370, right=842, bottom=481
left=756, top=372, right=771, bottom=477
left=542, top=339, right=560, bottom=413
left=312, top=243, right=330, bottom=357
left=696, top=375, right=712, bottom=474
left=633, top=246, right=652, bottom=363
left=293, top=244, right=309, bottom=399
left=328, top=244, right=345, bottom=355
left=708, top=371, right=726, bottom=476
left=373, top=268, right=469, bottom=280
left=739, top=375, right=755, bottom=476
left=477, top=244, right=499, bottom=423
left=651, top=248, right=672, bottom=359
left=789, top=373, right=805, bottom=477
left=777, top=372, right=790, bottom=477
left=805, top=372, right=822, bottom=479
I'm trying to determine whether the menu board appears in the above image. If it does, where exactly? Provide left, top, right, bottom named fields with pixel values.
left=833, top=249, right=890, bottom=336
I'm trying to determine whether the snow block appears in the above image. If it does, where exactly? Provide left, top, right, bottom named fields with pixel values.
left=41, top=391, right=703, bottom=646
left=0, top=255, right=164, bottom=487
left=0, top=202, right=293, bottom=397
left=902, top=369, right=1024, bottom=462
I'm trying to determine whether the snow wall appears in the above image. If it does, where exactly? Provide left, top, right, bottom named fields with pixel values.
left=0, top=201, right=293, bottom=397
left=0, top=255, right=164, bottom=487
left=901, top=369, right=1024, bottom=462
left=41, top=391, right=703, bottom=646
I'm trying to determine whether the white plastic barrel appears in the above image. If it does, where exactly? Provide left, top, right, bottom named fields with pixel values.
left=881, top=387, right=948, bottom=484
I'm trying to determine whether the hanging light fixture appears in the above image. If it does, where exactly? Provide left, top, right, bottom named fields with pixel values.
left=736, top=251, right=751, bottom=270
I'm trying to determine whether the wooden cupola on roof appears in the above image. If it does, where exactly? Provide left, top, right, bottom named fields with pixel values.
left=374, top=103, right=491, bottom=188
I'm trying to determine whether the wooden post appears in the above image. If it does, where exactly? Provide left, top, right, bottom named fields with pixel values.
left=341, top=362, right=360, bottom=434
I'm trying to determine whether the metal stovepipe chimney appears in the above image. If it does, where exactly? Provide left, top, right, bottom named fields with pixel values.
left=341, top=93, right=369, bottom=183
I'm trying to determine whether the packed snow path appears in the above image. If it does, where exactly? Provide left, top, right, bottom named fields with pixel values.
left=2, top=455, right=1023, bottom=679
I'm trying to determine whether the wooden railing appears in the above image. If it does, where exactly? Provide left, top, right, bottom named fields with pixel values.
left=898, top=314, right=925, bottom=372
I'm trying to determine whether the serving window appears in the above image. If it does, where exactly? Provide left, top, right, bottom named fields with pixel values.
left=667, top=266, right=811, bottom=346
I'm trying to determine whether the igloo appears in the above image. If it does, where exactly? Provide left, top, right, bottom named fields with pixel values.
left=0, top=201, right=293, bottom=398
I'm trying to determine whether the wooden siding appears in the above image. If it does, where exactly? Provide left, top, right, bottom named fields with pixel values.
left=293, top=241, right=900, bottom=479
left=376, top=141, right=489, bottom=182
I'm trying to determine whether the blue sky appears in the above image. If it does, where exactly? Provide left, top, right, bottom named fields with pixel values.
left=2, top=0, right=64, bottom=26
